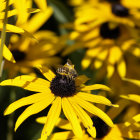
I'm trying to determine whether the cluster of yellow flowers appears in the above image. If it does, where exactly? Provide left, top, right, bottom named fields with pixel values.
left=0, top=0, right=140, bottom=140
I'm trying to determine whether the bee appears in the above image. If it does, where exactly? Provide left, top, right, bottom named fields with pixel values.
left=57, top=59, right=78, bottom=79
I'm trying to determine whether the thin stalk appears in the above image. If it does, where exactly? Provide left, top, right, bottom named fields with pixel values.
left=0, top=0, right=9, bottom=77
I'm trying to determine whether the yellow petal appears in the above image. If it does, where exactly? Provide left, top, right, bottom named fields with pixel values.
left=23, top=7, right=53, bottom=33
left=107, top=99, right=130, bottom=120
left=34, top=0, right=47, bottom=11
left=15, top=96, right=55, bottom=131
left=14, top=0, right=29, bottom=25
left=4, top=92, right=52, bottom=115
left=41, top=97, right=61, bottom=138
left=86, top=47, right=101, bottom=58
left=69, top=98, right=96, bottom=138
left=87, top=126, right=96, bottom=138
left=77, top=92, right=114, bottom=106
left=81, top=84, right=111, bottom=92
left=75, top=75, right=89, bottom=87
left=69, top=97, right=93, bottom=128
left=120, top=94, right=140, bottom=104
left=94, top=60, right=103, bottom=69
left=55, top=118, right=72, bottom=130
left=36, top=116, right=47, bottom=124
left=131, top=47, right=140, bottom=57
left=82, top=28, right=99, bottom=41
left=81, top=56, right=92, bottom=69
left=62, top=98, right=83, bottom=138
left=36, top=65, right=55, bottom=81
left=0, top=75, right=50, bottom=93
left=108, top=47, right=122, bottom=64
left=122, top=0, right=140, bottom=8
left=3, top=44, right=15, bottom=63
left=0, top=0, right=14, bottom=12
left=73, top=95, right=114, bottom=127
left=133, top=114, right=140, bottom=122
left=107, top=64, right=114, bottom=78
left=0, top=9, right=17, bottom=20
left=122, top=78, right=140, bottom=87
left=117, top=58, right=126, bottom=78
left=0, top=24, right=36, bottom=39
left=0, top=24, right=24, bottom=33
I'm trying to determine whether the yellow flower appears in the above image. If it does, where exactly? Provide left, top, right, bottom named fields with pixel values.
left=1, top=62, right=115, bottom=139
left=37, top=97, right=140, bottom=140
left=63, top=23, right=139, bottom=78
left=3, top=0, right=55, bottom=77
left=0, top=0, right=51, bottom=66
left=62, top=1, right=140, bottom=78
left=4, top=30, right=66, bottom=77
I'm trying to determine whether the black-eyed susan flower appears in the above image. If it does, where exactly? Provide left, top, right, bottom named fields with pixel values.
left=0, top=0, right=51, bottom=75
left=63, top=22, right=139, bottom=78
left=62, top=0, right=140, bottom=78
left=3, top=0, right=57, bottom=77
left=4, top=30, right=66, bottom=77
left=1, top=61, right=115, bottom=139
left=37, top=96, right=140, bottom=140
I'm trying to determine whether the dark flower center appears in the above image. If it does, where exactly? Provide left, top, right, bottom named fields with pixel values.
left=91, top=116, right=110, bottom=138
left=100, top=22, right=120, bottom=39
left=112, top=4, right=129, bottom=17
left=50, top=74, right=76, bottom=97
left=11, top=49, right=26, bottom=62
left=107, top=0, right=120, bottom=3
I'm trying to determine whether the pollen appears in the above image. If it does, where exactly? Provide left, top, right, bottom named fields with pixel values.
left=50, top=74, right=76, bottom=97
left=112, top=4, right=129, bottom=17
left=100, top=22, right=120, bottom=39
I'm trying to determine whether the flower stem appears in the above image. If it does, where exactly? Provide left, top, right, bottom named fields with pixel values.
left=0, top=0, right=9, bottom=77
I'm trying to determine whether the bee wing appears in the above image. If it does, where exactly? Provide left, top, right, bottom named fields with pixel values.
left=67, top=59, right=73, bottom=65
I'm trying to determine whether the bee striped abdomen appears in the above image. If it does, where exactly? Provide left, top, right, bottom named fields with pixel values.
left=56, top=60, right=78, bottom=79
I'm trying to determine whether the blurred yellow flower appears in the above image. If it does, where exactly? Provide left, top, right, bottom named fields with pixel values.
left=4, top=30, right=67, bottom=77
left=62, top=0, right=140, bottom=78
left=2, top=0, right=60, bottom=77
left=0, top=0, right=51, bottom=70
left=1, top=62, right=115, bottom=139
